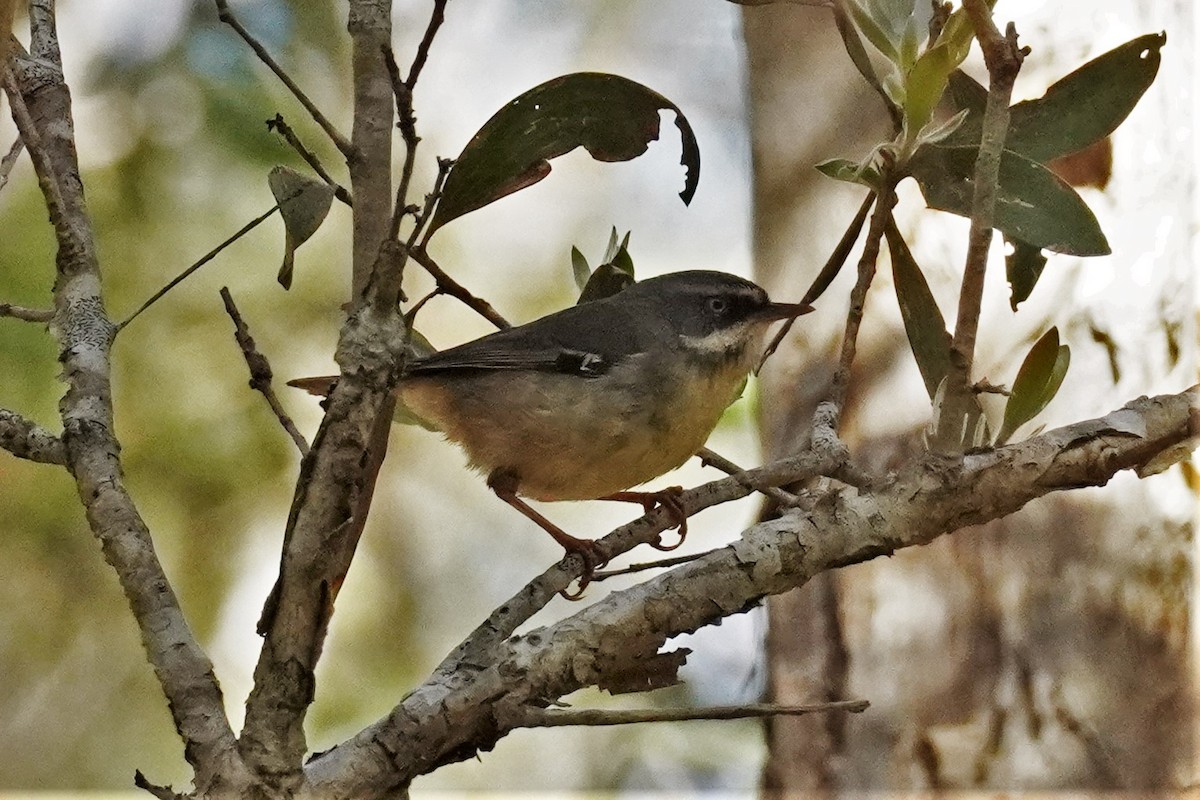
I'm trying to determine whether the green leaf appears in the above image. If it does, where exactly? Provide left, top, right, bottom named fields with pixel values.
left=948, top=69, right=987, bottom=116
left=1004, top=236, right=1048, bottom=310
left=577, top=229, right=636, bottom=304
left=831, top=2, right=898, bottom=119
left=570, top=246, right=590, bottom=291
left=1006, top=33, right=1165, bottom=162
left=914, top=108, right=969, bottom=147
left=816, top=156, right=881, bottom=188
left=886, top=220, right=952, bottom=398
left=267, top=166, right=334, bottom=289
left=933, top=1, right=995, bottom=70
left=845, top=0, right=901, bottom=62
left=944, top=34, right=1166, bottom=162
left=910, top=145, right=1110, bottom=256
left=996, top=327, right=1071, bottom=444
left=904, top=40, right=958, bottom=138
left=429, top=72, right=700, bottom=234
left=578, top=263, right=635, bottom=304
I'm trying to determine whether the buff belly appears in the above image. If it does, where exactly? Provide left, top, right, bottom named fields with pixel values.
left=398, top=353, right=753, bottom=501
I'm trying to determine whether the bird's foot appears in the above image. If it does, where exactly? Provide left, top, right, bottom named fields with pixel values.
left=559, top=535, right=610, bottom=601
left=602, top=486, right=689, bottom=551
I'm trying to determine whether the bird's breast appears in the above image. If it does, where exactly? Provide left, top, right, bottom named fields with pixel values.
left=399, top=348, right=756, bottom=502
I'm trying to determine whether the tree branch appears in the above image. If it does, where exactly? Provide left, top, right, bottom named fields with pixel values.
left=0, top=300, right=53, bottom=322
left=238, top=0, right=401, bottom=788
left=220, top=287, right=309, bottom=456
left=305, top=386, right=1196, bottom=794
left=9, top=6, right=248, bottom=794
left=506, top=699, right=870, bottom=728
left=0, top=407, right=65, bottom=464
left=949, top=4, right=1026, bottom=397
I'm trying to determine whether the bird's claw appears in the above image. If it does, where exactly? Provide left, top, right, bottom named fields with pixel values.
left=559, top=538, right=609, bottom=601
left=644, top=486, right=688, bottom=551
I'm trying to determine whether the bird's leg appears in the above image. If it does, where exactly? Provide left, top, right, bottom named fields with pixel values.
left=599, top=486, right=688, bottom=551
left=488, top=469, right=609, bottom=600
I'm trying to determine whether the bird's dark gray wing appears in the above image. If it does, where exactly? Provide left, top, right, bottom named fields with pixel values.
left=405, top=297, right=654, bottom=378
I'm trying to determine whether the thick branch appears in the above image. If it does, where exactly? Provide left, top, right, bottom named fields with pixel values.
left=9, top=8, right=246, bottom=794
left=950, top=6, right=1025, bottom=381
left=305, top=387, right=1196, bottom=794
left=238, top=0, right=400, bottom=788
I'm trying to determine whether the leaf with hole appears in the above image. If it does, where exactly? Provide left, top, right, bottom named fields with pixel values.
left=997, top=327, right=1071, bottom=444
left=428, top=73, right=700, bottom=235
left=944, top=33, right=1166, bottom=162
left=268, top=166, right=334, bottom=289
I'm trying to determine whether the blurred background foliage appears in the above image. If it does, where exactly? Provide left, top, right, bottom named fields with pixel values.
left=1, top=0, right=770, bottom=790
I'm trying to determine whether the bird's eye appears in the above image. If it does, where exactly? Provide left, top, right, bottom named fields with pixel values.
left=707, top=297, right=728, bottom=314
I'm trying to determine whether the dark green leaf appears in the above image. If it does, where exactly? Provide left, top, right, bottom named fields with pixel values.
left=831, top=2, right=898, bottom=120
left=910, top=144, right=1110, bottom=256
left=886, top=219, right=953, bottom=398
left=577, top=229, right=636, bottom=303
left=997, top=327, right=1071, bottom=444
left=577, top=263, right=635, bottom=304
left=429, top=73, right=700, bottom=234
left=948, top=69, right=987, bottom=116
left=816, top=157, right=881, bottom=188
left=570, top=246, right=590, bottom=291
left=944, top=34, right=1165, bottom=162
left=267, top=166, right=334, bottom=289
left=1006, top=33, right=1165, bottom=162
left=1004, top=235, right=1048, bottom=310
left=845, top=0, right=901, bottom=62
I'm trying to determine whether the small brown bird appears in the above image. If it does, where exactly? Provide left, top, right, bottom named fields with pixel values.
left=294, top=270, right=810, bottom=596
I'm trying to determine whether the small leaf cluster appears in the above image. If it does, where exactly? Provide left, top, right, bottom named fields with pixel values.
left=820, top=2, right=1163, bottom=446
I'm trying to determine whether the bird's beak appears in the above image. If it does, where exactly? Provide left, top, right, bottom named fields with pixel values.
left=754, top=302, right=815, bottom=322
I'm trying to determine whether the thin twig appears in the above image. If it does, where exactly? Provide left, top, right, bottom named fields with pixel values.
left=0, top=408, right=66, bottom=465
left=402, top=287, right=439, bottom=327
left=409, top=247, right=510, bottom=330
left=592, top=551, right=710, bottom=581
left=511, top=699, right=870, bottom=728
left=384, top=44, right=419, bottom=241
left=758, top=191, right=875, bottom=372
left=828, top=173, right=897, bottom=419
left=118, top=204, right=279, bottom=331
left=0, top=302, right=53, bottom=322
left=0, top=135, right=24, bottom=194
left=266, top=114, right=353, bottom=207
left=405, top=0, right=448, bottom=88
left=214, top=0, right=353, bottom=157
left=697, top=446, right=801, bottom=506
left=408, top=156, right=453, bottom=250
left=219, top=287, right=310, bottom=456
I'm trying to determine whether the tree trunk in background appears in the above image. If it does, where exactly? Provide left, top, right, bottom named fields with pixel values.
left=744, top=3, right=1195, bottom=792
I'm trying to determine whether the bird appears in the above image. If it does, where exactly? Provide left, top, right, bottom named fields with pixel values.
left=292, top=270, right=811, bottom=597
